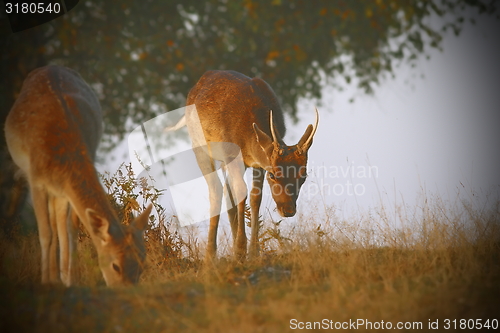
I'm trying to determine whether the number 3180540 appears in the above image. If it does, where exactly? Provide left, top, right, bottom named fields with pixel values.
left=444, top=319, right=498, bottom=330
left=5, top=2, right=61, bottom=14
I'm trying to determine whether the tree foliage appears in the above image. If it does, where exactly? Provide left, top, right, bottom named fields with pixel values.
left=1, top=0, right=497, bottom=148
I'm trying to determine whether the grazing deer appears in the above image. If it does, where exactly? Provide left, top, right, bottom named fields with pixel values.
left=4, top=65, right=152, bottom=286
left=172, top=70, right=318, bottom=261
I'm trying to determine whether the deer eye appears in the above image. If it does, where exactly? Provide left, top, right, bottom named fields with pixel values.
left=112, top=263, right=122, bottom=274
left=268, top=172, right=276, bottom=180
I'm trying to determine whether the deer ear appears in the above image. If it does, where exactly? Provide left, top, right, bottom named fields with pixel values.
left=86, top=208, right=111, bottom=244
left=132, top=204, right=152, bottom=231
left=253, top=123, right=274, bottom=155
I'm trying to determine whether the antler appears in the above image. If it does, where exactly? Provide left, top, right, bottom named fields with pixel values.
left=303, top=107, right=319, bottom=150
left=269, top=110, right=279, bottom=145
left=296, top=107, right=319, bottom=154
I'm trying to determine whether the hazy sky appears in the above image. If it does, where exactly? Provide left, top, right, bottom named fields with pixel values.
left=100, top=12, right=500, bottom=228
left=279, top=13, right=500, bottom=218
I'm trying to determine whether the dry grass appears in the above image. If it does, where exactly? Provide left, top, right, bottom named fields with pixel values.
left=1, top=166, right=499, bottom=332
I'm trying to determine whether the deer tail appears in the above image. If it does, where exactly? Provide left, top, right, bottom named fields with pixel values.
left=164, top=115, right=186, bottom=132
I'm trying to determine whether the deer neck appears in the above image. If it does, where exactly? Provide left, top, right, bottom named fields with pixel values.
left=247, top=143, right=274, bottom=171
left=64, top=163, right=119, bottom=242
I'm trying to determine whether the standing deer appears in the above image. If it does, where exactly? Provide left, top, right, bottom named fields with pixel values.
left=5, top=65, right=152, bottom=286
left=173, top=70, right=318, bottom=261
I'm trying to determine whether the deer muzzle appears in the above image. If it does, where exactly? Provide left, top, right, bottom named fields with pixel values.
left=277, top=203, right=297, bottom=217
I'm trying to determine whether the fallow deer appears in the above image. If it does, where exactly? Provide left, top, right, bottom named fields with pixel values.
left=4, top=65, right=152, bottom=286
left=172, top=70, right=318, bottom=261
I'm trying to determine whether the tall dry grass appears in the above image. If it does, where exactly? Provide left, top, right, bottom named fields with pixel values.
left=1, top=165, right=498, bottom=332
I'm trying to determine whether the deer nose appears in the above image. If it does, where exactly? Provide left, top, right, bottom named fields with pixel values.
left=278, top=206, right=296, bottom=217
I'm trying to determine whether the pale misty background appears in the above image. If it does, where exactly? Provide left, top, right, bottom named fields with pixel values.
left=98, top=12, right=500, bottom=233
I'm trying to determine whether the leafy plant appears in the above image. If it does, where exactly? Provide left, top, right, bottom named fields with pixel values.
left=99, top=163, right=187, bottom=266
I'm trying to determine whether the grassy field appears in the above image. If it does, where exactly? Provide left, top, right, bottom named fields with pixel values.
left=1, top=172, right=499, bottom=332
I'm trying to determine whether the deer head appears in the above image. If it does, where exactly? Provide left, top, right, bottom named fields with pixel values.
left=87, top=205, right=152, bottom=286
left=253, top=108, right=319, bottom=217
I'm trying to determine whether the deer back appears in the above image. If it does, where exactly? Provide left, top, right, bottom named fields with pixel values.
left=186, top=70, right=286, bottom=167
left=6, top=65, right=102, bottom=187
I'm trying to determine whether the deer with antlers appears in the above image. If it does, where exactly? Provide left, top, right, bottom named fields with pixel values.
left=5, top=65, right=152, bottom=286
left=172, top=70, right=318, bottom=261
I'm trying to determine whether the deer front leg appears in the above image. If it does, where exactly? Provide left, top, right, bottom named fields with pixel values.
left=67, top=208, right=79, bottom=285
left=31, top=185, right=53, bottom=284
left=235, top=199, right=247, bottom=262
left=47, top=196, right=60, bottom=283
left=249, top=168, right=264, bottom=259
left=225, top=161, right=248, bottom=262
left=55, top=198, right=68, bottom=285
left=55, top=198, right=72, bottom=286
left=223, top=167, right=238, bottom=247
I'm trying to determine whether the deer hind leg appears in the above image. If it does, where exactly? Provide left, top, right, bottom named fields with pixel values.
left=194, top=146, right=223, bottom=262
left=31, top=186, right=57, bottom=284
left=249, top=168, right=265, bottom=259
left=205, top=170, right=223, bottom=262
